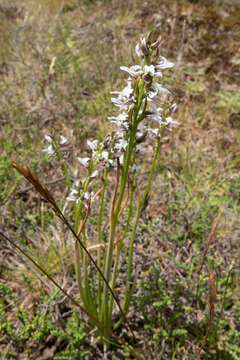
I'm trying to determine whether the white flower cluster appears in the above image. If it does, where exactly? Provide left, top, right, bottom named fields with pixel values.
left=68, top=36, right=179, bottom=204
left=109, top=35, right=178, bottom=147
left=66, top=178, right=94, bottom=206
left=42, top=134, right=68, bottom=156
left=43, top=35, right=179, bottom=206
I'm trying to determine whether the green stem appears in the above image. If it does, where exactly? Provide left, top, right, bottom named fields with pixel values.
left=74, top=240, right=87, bottom=310
left=97, top=168, right=109, bottom=308
left=121, top=133, right=163, bottom=320
left=100, top=79, right=145, bottom=334
left=109, top=179, right=135, bottom=322
left=100, top=125, right=137, bottom=331
left=83, top=228, right=97, bottom=318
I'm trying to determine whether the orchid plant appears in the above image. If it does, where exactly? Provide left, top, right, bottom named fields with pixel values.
left=11, top=32, right=178, bottom=347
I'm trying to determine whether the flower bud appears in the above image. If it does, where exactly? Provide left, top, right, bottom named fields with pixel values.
left=140, top=37, right=149, bottom=56
left=135, top=37, right=149, bottom=58
left=151, top=39, right=160, bottom=50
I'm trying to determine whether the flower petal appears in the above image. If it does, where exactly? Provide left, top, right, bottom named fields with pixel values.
left=77, top=157, right=90, bottom=167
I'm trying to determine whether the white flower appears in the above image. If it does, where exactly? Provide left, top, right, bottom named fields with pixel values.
left=136, top=125, right=147, bottom=143
left=114, top=139, right=128, bottom=152
left=90, top=170, right=99, bottom=179
left=43, top=144, right=55, bottom=156
left=135, top=43, right=143, bottom=59
left=75, top=180, right=80, bottom=187
left=111, top=82, right=134, bottom=111
left=137, top=123, right=147, bottom=132
left=44, top=134, right=52, bottom=143
left=144, top=65, right=155, bottom=77
left=135, top=37, right=148, bottom=58
left=120, top=65, right=143, bottom=78
left=98, top=150, right=113, bottom=167
left=60, top=135, right=67, bottom=145
left=155, top=56, right=174, bottom=70
left=146, top=104, right=163, bottom=124
left=152, top=82, right=170, bottom=95
left=111, top=84, right=133, bottom=98
left=101, top=151, right=109, bottom=160
left=147, top=83, right=170, bottom=101
left=108, top=112, right=129, bottom=129
left=87, top=139, right=98, bottom=152
left=147, top=87, right=158, bottom=100
left=165, top=116, right=179, bottom=129
left=111, top=97, right=133, bottom=111
left=154, top=70, right=163, bottom=77
left=135, top=144, right=144, bottom=153
left=84, top=192, right=90, bottom=200
left=84, top=191, right=94, bottom=201
left=143, top=64, right=161, bottom=83
left=77, top=157, right=90, bottom=167
left=66, top=188, right=79, bottom=203
left=149, top=128, right=160, bottom=138
left=136, top=123, right=147, bottom=141
left=147, top=104, right=179, bottom=129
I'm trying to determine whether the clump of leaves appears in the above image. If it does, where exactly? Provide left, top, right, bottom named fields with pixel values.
left=0, top=284, right=89, bottom=359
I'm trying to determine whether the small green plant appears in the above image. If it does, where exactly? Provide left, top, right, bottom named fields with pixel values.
left=51, top=310, right=89, bottom=359
left=0, top=284, right=89, bottom=359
